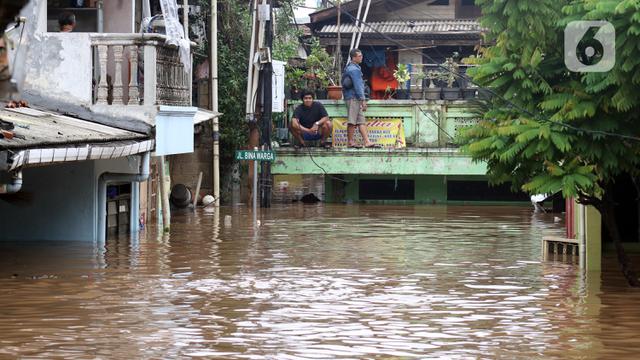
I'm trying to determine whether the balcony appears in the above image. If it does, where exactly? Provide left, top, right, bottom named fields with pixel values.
left=90, top=33, right=191, bottom=107
left=23, top=32, right=194, bottom=133
left=272, top=99, right=487, bottom=176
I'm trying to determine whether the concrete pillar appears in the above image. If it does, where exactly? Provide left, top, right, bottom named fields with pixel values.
left=579, top=204, right=602, bottom=272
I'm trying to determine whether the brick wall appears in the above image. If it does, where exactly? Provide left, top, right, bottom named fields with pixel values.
left=168, top=123, right=214, bottom=201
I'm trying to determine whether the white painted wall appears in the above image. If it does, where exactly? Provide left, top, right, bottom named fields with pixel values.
left=23, top=32, right=93, bottom=106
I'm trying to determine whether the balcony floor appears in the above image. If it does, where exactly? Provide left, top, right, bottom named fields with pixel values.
left=272, top=146, right=487, bottom=175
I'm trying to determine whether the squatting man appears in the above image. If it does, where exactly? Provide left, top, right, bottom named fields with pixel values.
left=288, top=90, right=333, bottom=149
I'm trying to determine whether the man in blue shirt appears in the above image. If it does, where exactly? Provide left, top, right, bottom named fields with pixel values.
left=343, top=49, right=379, bottom=148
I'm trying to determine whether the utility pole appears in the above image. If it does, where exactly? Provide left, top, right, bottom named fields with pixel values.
left=245, top=0, right=273, bottom=209
left=260, top=1, right=273, bottom=208
left=210, top=0, right=220, bottom=207
left=245, top=0, right=262, bottom=209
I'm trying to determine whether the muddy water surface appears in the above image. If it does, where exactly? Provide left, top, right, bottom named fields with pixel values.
left=1, top=205, right=639, bottom=359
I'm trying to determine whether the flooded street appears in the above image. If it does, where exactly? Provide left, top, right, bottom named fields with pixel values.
left=1, top=205, right=640, bottom=359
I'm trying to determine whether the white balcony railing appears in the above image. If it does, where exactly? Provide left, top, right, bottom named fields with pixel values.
left=90, top=33, right=192, bottom=107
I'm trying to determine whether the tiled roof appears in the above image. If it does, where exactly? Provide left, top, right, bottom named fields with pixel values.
left=317, top=19, right=483, bottom=35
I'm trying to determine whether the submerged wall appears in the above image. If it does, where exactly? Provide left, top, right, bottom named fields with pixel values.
left=0, top=157, right=142, bottom=242
left=325, top=174, right=531, bottom=205
left=0, top=161, right=96, bottom=241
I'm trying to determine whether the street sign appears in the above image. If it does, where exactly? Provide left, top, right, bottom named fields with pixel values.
left=237, top=148, right=275, bottom=228
left=235, top=150, right=276, bottom=162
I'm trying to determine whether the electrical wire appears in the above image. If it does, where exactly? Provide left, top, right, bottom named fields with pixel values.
left=304, top=145, right=350, bottom=183
left=323, top=0, right=640, bottom=142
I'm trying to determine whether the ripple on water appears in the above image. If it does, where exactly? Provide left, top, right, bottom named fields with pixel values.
left=0, top=205, right=638, bottom=358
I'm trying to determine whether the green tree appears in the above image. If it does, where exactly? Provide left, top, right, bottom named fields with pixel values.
left=193, top=0, right=301, bottom=195
left=193, top=0, right=252, bottom=179
left=461, top=0, right=640, bottom=285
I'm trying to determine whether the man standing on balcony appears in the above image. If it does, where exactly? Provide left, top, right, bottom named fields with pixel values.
left=343, top=49, right=379, bottom=148
left=289, top=91, right=332, bottom=149
left=58, top=12, right=76, bottom=32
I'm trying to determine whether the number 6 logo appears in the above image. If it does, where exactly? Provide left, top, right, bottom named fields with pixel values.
left=564, top=21, right=616, bottom=73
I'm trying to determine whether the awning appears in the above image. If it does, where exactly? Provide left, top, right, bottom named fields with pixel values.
left=194, top=108, right=222, bottom=125
left=8, top=139, right=154, bottom=171
left=0, top=106, right=153, bottom=171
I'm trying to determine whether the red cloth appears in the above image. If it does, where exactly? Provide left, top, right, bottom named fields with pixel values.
left=370, top=51, right=398, bottom=99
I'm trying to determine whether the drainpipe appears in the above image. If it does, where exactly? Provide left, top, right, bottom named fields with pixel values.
left=97, top=152, right=150, bottom=243
left=0, top=171, right=22, bottom=194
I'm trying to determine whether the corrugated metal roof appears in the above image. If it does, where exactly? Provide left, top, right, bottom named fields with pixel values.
left=9, top=139, right=154, bottom=171
left=318, top=20, right=483, bottom=35
left=0, top=107, right=147, bottom=150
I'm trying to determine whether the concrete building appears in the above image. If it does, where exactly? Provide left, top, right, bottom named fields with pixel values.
left=0, top=0, right=219, bottom=242
left=272, top=0, right=533, bottom=204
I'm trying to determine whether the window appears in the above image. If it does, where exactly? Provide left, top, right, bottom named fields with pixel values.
left=461, top=0, right=476, bottom=5
left=359, top=179, right=415, bottom=200
left=447, top=181, right=530, bottom=201
left=431, top=0, right=450, bottom=5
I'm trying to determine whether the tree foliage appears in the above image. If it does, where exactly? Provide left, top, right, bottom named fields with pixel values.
left=463, top=0, right=640, bottom=199
left=193, top=0, right=302, bottom=170
left=461, top=0, right=640, bottom=285
left=193, top=0, right=252, bottom=171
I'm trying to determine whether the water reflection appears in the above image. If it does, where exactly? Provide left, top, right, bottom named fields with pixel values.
left=1, top=205, right=639, bottom=358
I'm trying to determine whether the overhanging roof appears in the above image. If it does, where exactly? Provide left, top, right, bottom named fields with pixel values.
left=8, top=139, right=154, bottom=171
left=194, top=108, right=221, bottom=125
left=0, top=106, right=147, bottom=150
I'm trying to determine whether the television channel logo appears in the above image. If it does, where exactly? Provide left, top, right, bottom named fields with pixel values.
left=564, top=21, right=615, bottom=72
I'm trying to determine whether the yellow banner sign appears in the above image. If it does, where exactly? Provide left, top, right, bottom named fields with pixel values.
left=332, top=118, right=406, bottom=148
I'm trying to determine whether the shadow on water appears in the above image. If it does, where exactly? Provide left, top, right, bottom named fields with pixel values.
left=1, top=204, right=640, bottom=358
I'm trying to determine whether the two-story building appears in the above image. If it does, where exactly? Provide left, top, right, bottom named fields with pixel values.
left=0, top=0, right=219, bottom=242
left=272, top=0, right=530, bottom=204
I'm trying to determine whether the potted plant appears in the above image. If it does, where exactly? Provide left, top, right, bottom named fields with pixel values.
left=411, top=68, right=427, bottom=100
left=424, top=70, right=442, bottom=100
left=305, top=47, right=340, bottom=100
left=441, top=57, right=460, bottom=100
left=314, top=72, right=330, bottom=99
left=393, top=63, right=411, bottom=99
left=286, top=66, right=306, bottom=100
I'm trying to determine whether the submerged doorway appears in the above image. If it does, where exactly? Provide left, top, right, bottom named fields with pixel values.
left=106, top=182, right=132, bottom=238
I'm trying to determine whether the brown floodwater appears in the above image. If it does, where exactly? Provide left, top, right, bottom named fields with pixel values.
left=1, top=204, right=640, bottom=359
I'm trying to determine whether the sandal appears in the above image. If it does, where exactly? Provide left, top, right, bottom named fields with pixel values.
left=322, top=142, right=332, bottom=149
left=365, top=143, right=382, bottom=148
left=348, top=144, right=363, bottom=149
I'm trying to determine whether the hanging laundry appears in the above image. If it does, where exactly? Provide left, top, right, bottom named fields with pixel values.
left=370, top=50, right=398, bottom=99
